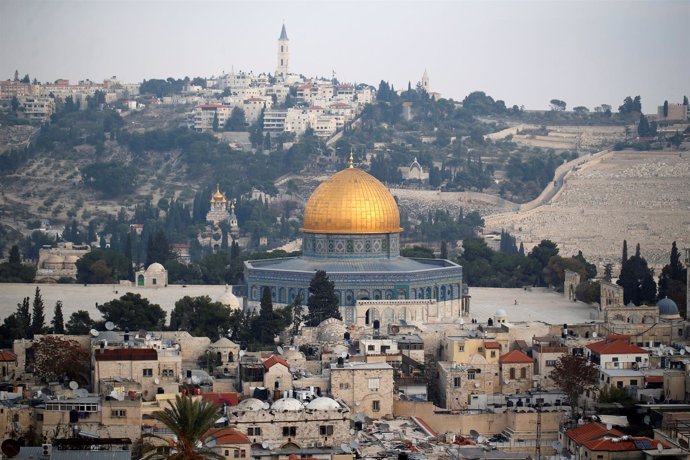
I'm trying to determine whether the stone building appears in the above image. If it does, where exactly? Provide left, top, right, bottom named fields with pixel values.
left=205, top=427, right=252, bottom=460
left=134, top=262, right=168, bottom=287
left=531, top=336, right=568, bottom=388
left=330, top=361, right=394, bottom=418
left=437, top=355, right=499, bottom=410
left=35, top=244, right=90, bottom=282
left=275, top=24, right=289, bottom=79
left=498, top=350, right=534, bottom=395
left=0, top=350, right=18, bottom=380
left=228, top=396, right=350, bottom=450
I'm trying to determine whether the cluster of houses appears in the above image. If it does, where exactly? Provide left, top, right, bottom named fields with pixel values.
left=2, top=275, right=690, bottom=459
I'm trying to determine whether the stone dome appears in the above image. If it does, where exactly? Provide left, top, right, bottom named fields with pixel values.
left=301, top=167, right=402, bottom=235
left=306, top=397, right=341, bottom=411
left=317, top=318, right=347, bottom=343
left=271, top=397, right=304, bottom=411
left=658, top=297, right=679, bottom=316
left=146, top=262, right=165, bottom=272
left=217, top=286, right=241, bottom=310
left=236, top=398, right=269, bottom=411
left=495, top=309, right=508, bottom=317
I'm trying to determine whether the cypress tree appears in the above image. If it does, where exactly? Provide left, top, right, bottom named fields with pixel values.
left=52, top=301, right=65, bottom=334
left=621, top=240, right=628, bottom=267
left=306, top=270, right=341, bottom=326
left=31, top=287, right=45, bottom=336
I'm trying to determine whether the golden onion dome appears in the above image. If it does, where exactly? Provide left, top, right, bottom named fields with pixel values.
left=301, top=167, right=402, bottom=234
left=210, top=184, right=227, bottom=203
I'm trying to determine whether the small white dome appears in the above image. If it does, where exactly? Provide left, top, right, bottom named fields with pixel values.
left=495, top=309, right=508, bottom=317
left=146, top=262, right=166, bottom=272
left=271, top=397, right=304, bottom=411
left=237, top=398, right=269, bottom=411
left=306, top=397, right=340, bottom=411
left=217, top=286, right=241, bottom=309
left=317, top=318, right=347, bottom=343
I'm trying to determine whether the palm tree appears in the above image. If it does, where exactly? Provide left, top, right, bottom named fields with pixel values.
left=144, top=394, right=222, bottom=459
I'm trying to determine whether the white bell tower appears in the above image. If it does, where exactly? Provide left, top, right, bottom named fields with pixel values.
left=276, top=24, right=289, bottom=79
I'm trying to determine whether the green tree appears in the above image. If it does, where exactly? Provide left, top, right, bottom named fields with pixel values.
left=30, top=287, right=45, bottom=336
left=0, top=245, right=36, bottom=282
left=549, top=99, right=566, bottom=111
left=0, top=297, right=31, bottom=347
left=52, top=301, right=65, bottom=334
left=290, top=292, right=304, bottom=339
left=224, top=107, right=246, bottom=131
left=81, top=162, right=136, bottom=198
left=543, top=255, right=587, bottom=291
left=618, top=248, right=656, bottom=305
left=575, top=280, right=601, bottom=304
left=76, top=250, right=131, bottom=284
left=657, top=242, right=687, bottom=310
left=572, top=250, right=597, bottom=280
left=621, top=240, right=628, bottom=267
left=169, top=296, right=232, bottom=341
left=98, top=293, right=166, bottom=331
left=603, top=263, right=613, bottom=282
left=146, top=229, right=173, bottom=266
left=144, top=395, right=222, bottom=460
left=637, top=114, right=651, bottom=137
left=11, top=96, right=19, bottom=113
left=528, top=240, right=559, bottom=286
left=9, top=245, right=20, bottom=265
left=305, top=270, right=341, bottom=326
left=550, top=354, right=599, bottom=421
left=212, top=111, right=219, bottom=132
left=66, top=310, right=95, bottom=335
left=440, top=241, right=448, bottom=259
left=401, top=245, right=435, bottom=258
left=662, top=100, right=669, bottom=117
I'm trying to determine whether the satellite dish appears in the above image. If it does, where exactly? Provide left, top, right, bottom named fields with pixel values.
left=469, top=429, right=480, bottom=439
left=69, top=380, right=79, bottom=390
left=474, top=382, right=481, bottom=388
left=351, top=440, right=360, bottom=449
left=504, top=379, right=511, bottom=385
left=105, top=321, right=115, bottom=331
left=657, top=443, right=664, bottom=452
left=350, top=429, right=355, bottom=435
left=261, top=441, right=269, bottom=449
left=606, top=423, right=613, bottom=430
left=644, top=415, right=651, bottom=425
left=90, top=329, right=99, bottom=337
left=477, top=435, right=486, bottom=444
left=1, top=439, right=21, bottom=458
left=681, top=349, right=686, bottom=355
left=277, top=346, right=284, bottom=355
left=239, top=350, right=246, bottom=358
left=145, top=333, right=152, bottom=341
left=341, top=352, right=348, bottom=359
left=154, top=378, right=160, bottom=385
left=341, top=443, right=352, bottom=453
left=355, top=400, right=361, bottom=406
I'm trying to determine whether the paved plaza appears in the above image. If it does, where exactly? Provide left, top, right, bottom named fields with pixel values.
left=0, top=283, right=596, bottom=326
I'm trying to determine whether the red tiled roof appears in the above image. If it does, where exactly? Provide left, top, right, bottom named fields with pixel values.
left=582, top=437, right=661, bottom=452
left=484, top=341, right=501, bottom=349
left=205, top=427, right=250, bottom=445
left=566, top=422, right=624, bottom=444
left=499, top=349, right=533, bottom=364
left=263, top=355, right=289, bottom=371
left=202, top=392, right=239, bottom=407
left=587, top=339, right=647, bottom=355
left=0, top=350, right=17, bottom=362
left=95, top=348, right=157, bottom=361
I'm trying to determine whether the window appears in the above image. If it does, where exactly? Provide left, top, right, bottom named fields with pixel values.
left=453, top=377, right=461, bottom=387
left=509, top=368, right=516, bottom=380
left=372, top=400, right=380, bottom=412
left=478, top=347, right=484, bottom=352
left=367, top=345, right=375, bottom=351
left=612, top=357, right=619, bottom=362
left=520, top=367, right=527, bottom=379
left=225, top=450, right=229, bottom=456
left=458, top=345, right=465, bottom=351
left=491, top=351, right=496, bottom=358
left=111, top=409, right=127, bottom=418
left=467, top=372, right=476, bottom=380
left=635, top=356, right=642, bottom=362
left=234, top=449, right=240, bottom=458
left=368, top=378, right=380, bottom=391
left=545, top=360, right=557, bottom=367
left=36, top=413, right=43, bottom=421
left=630, top=380, right=638, bottom=386
left=339, top=383, right=349, bottom=390
left=282, top=426, right=296, bottom=437
left=320, top=425, right=334, bottom=436
left=248, top=427, right=261, bottom=436
left=143, top=368, right=153, bottom=377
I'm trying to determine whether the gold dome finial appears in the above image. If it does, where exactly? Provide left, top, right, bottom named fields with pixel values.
left=348, top=149, right=354, bottom=168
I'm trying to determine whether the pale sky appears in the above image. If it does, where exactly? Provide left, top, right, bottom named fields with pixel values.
left=1, top=0, right=688, bottom=110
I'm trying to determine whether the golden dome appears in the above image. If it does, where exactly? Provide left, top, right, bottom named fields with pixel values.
left=210, top=184, right=227, bottom=203
left=301, top=167, right=402, bottom=234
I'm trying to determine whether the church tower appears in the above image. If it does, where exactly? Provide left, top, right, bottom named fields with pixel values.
left=276, top=24, right=289, bottom=79
left=421, top=69, right=429, bottom=92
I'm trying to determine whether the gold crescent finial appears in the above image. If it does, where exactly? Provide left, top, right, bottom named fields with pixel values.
left=348, top=149, right=354, bottom=168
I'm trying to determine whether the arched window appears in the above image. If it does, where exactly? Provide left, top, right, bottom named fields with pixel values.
left=520, top=367, right=527, bottom=379
left=509, top=368, right=516, bottom=380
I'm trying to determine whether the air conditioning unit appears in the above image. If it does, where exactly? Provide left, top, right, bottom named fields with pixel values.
left=42, top=444, right=52, bottom=458
left=316, top=441, right=324, bottom=447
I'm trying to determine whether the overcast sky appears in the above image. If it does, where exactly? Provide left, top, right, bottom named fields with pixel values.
left=1, top=0, right=688, bottom=110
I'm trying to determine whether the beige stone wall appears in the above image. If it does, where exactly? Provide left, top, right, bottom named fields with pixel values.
left=438, top=362, right=499, bottom=410
left=94, top=353, right=181, bottom=401
left=330, top=365, right=394, bottom=418
left=230, top=409, right=350, bottom=449
left=264, top=364, right=292, bottom=393
left=499, top=362, right=533, bottom=395
left=159, top=331, right=211, bottom=368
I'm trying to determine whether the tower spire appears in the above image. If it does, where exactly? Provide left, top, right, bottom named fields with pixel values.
left=348, top=149, right=354, bottom=168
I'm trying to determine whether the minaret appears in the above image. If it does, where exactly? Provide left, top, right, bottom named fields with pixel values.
left=421, top=69, right=429, bottom=92
left=276, top=24, right=289, bottom=79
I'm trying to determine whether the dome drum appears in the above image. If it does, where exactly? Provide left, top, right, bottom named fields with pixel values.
left=302, top=233, right=400, bottom=259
